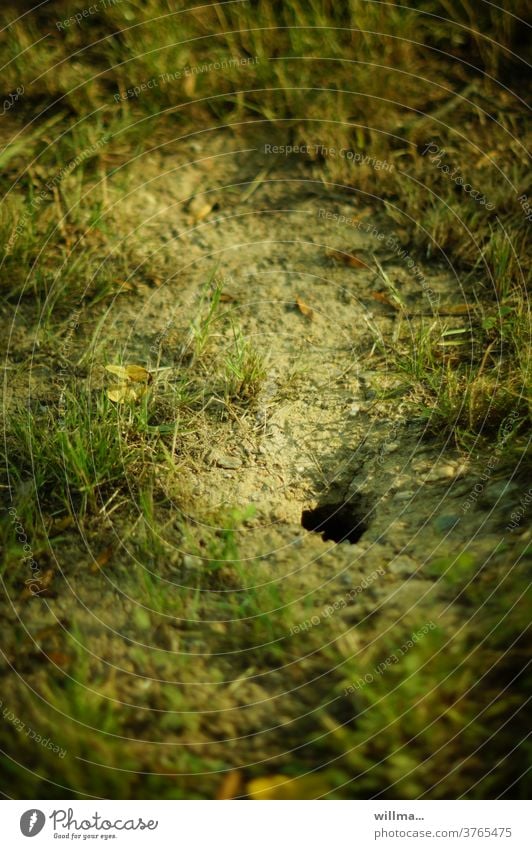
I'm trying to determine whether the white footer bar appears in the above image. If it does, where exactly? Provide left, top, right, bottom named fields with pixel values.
left=4, top=800, right=529, bottom=848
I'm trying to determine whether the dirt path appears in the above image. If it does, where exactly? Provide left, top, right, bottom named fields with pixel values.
left=1, top=131, right=527, bottom=799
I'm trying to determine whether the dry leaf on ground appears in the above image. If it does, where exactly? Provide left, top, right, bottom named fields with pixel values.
left=105, top=364, right=152, bottom=382
left=90, top=544, right=114, bottom=573
left=188, top=196, right=214, bottom=222
left=107, top=385, right=141, bottom=403
left=105, top=363, right=152, bottom=403
left=295, top=296, right=314, bottom=320
left=371, top=291, right=399, bottom=310
left=326, top=248, right=370, bottom=269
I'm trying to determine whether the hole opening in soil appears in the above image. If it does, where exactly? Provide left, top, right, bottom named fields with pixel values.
left=301, top=502, right=367, bottom=544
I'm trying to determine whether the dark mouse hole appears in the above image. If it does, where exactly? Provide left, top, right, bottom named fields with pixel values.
left=301, top=502, right=367, bottom=544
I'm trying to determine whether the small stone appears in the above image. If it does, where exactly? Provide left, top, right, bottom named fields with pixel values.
left=213, top=454, right=242, bottom=470
left=433, top=514, right=460, bottom=532
left=425, top=463, right=460, bottom=481
left=382, top=441, right=400, bottom=455
left=389, top=556, right=418, bottom=576
left=183, top=554, right=202, bottom=569
left=394, top=490, right=415, bottom=501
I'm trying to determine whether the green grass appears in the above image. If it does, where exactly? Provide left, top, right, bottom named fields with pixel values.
left=223, top=325, right=267, bottom=403
left=381, top=302, right=530, bottom=451
left=4, top=390, right=148, bottom=517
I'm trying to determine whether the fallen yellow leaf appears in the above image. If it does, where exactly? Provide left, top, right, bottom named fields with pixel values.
left=105, top=363, right=152, bottom=403
left=295, top=296, right=314, bottom=320
left=107, top=384, right=140, bottom=403
left=105, top=364, right=151, bottom=383
left=188, top=196, right=213, bottom=222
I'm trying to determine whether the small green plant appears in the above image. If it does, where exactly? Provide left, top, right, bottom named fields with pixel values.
left=224, top=326, right=266, bottom=403
left=186, top=272, right=223, bottom=361
left=477, top=229, right=518, bottom=301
